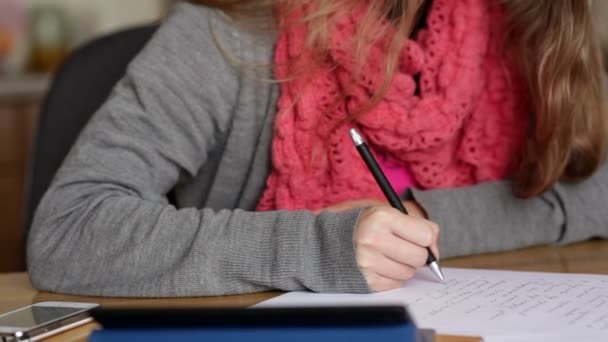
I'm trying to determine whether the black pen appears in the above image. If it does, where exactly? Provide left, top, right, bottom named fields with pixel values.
left=349, top=128, right=445, bottom=282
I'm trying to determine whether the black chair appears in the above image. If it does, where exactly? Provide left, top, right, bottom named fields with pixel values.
left=25, top=25, right=158, bottom=232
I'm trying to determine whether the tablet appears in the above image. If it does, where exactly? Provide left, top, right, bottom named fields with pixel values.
left=92, top=306, right=414, bottom=329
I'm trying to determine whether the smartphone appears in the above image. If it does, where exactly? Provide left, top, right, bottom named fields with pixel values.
left=0, top=301, right=99, bottom=342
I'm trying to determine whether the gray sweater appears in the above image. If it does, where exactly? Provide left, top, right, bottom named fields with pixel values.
left=27, top=3, right=608, bottom=297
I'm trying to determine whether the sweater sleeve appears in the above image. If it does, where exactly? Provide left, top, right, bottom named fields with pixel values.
left=407, top=161, right=608, bottom=259
left=27, top=4, right=369, bottom=297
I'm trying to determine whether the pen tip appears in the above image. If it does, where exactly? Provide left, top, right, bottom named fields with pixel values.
left=429, top=262, right=445, bottom=283
left=349, top=128, right=364, bottom=146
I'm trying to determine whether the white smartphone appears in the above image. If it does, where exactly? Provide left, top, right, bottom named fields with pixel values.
left=0, top=301, right=99, bottom=342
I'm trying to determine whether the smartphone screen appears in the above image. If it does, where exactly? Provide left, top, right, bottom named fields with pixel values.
left=0, top=306, right=88, bottom=329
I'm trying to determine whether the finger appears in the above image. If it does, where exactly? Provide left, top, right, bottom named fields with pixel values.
left=357, top=247, right=416, bottom=280
left=430, top=243, right=440, bottom=261
left=403, top=200, right=427, bottom=218
left=430, top=223, right=440, bottom=260
left=376, top=232, right=429, bottom=268
left=387, top=211, right=438, bottom=248
left=363, top=271, right=403, bottom=292
left=369, top=252, right=417, bottom=281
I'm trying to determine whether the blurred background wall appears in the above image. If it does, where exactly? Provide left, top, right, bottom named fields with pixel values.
left=2, top=0, right=172, bottom=75
left=26, top=0, right=168, bottom=48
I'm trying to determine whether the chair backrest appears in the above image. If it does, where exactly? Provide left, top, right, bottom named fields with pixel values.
left=25, top=25, right=158, bottom=232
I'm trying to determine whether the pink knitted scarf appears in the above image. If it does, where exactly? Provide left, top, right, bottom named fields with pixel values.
left=257, top=0, right=529, bottom=211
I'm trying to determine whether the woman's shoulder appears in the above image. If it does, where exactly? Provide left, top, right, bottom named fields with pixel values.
left=111, top=2, right=277, bottom=132
left=152, top=3, right=242, bottom=58
left=126, top=2, right=276, bottom=85
left=167, top=2, right=238, bottom=37
left=164, top=2, right=276, bottom=59
left=123, top=3, right=266, bottom=91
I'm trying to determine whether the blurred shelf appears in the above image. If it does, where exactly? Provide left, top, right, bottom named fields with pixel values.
left=0, top=74, right=51, bottom=102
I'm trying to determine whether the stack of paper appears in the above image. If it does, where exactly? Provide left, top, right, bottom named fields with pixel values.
left=257, top=268, right=608, bottom=342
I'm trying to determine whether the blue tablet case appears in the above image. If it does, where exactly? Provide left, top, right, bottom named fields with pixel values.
left=89, top=306, right=428, bottom=342
left=89, top=325, right=417, bottom=342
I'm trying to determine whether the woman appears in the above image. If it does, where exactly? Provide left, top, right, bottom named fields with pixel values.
left=28, top=0, right=608, bottom=296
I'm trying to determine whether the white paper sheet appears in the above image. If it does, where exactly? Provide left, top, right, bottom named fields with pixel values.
left=256, top=268, right=608, bottom=341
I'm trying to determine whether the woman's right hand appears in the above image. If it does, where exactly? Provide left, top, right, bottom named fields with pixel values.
left=354, top=206, right=440, bottom=292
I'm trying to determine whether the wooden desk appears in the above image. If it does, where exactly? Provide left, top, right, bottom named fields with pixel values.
left=2, top=239, right=607, bottom=342
left=0, top=96, right=41, bottom=272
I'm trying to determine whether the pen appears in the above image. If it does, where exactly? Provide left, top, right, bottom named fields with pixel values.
left=349, top=128, right=445, bottom=283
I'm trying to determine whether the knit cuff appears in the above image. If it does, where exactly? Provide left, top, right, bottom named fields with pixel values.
left=306, top=208, right=371, bottom=294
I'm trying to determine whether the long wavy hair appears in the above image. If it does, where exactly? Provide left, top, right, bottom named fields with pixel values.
left=190, top=0, right=608, bottom=197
